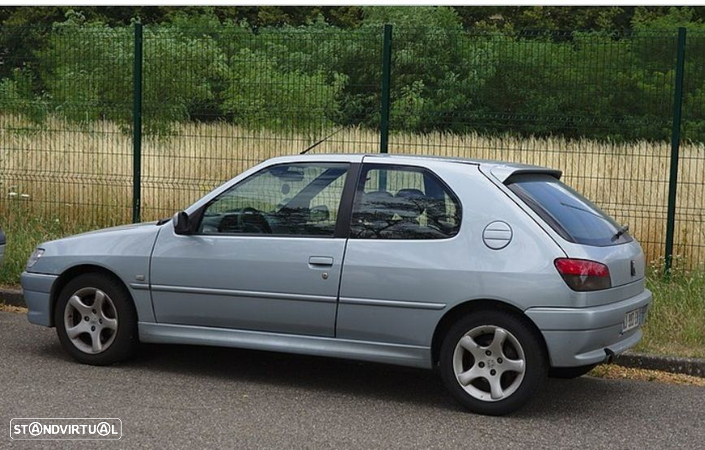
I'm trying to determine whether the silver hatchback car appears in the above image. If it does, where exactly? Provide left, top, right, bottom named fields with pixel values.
left=22, top=154, right=651, bottom=415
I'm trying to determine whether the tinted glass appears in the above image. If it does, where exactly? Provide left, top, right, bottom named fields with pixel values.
left=349, top=165, right=461, bottom=239
left=507, top=174, right=632, bottom=246
left=199, top=163, right=349, bottom=236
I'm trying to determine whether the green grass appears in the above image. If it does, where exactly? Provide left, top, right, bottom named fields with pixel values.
left=2, top=215, right=703, bottom=359
left=0, top=206, right=94, bottom=287
left=637, top=263, right=705, bottom=359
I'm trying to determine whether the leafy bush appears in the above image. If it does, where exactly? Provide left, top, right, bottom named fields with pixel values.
left=1, top=7, right=705, bottom=141
left=0, top=69, right=48, bottom=123
left=222, top=47, right=345, bottom=131
left=142, top=24, right=229, bottom=133
left=37, top=12, right=133, bottom=125
left=36, top=12, right=231, bottom=134
left=363, top=7, right=496, bottom=133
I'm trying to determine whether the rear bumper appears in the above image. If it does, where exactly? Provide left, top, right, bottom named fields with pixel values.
left=526, top=289, right=652, bottom=367
left=20, top=271, right=58, bottom=327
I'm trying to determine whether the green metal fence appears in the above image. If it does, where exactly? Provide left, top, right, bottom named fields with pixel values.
left=0, top=24, right=135, bottom=230
left=1, top=22, right=704, bottom=279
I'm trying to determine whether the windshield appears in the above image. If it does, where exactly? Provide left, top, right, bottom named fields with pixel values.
left=507, top=174, right=632, bottom=247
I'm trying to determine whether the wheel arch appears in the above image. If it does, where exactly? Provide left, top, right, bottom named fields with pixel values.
left=49, top=264, right=134, bottom=327
left=431, top=298, right=549, bottom=366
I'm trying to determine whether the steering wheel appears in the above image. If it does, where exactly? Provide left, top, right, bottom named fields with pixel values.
left=218, top=207, right=272, bottom=234
left=241, top=207, right=272, bottom=234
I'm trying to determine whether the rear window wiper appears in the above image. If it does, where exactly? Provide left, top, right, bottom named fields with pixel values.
left=612, top=224, right=629, bottom=241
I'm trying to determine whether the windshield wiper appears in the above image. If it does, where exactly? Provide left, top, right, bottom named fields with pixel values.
left=613, top=224, right=629, bottom=241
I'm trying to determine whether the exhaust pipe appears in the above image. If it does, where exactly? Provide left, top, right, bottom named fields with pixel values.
left=604, top=348, right=615, bottom=364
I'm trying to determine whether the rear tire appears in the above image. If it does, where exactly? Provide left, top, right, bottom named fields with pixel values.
left=549, top=364, right=598, bottom=379
left=439, top=310, right=548, bottom=416
left=54, top=273, right=138, bottom=365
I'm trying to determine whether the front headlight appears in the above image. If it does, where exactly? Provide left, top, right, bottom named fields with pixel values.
left=26, top=248, right=44, bottom=270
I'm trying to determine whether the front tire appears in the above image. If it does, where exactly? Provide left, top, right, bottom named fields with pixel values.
left=54, top=273, right=138, bottom=365
left=439, top=311, right=548, bottom=416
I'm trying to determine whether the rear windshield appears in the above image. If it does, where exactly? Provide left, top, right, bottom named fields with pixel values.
left=507, top=174, right=632, bottom=247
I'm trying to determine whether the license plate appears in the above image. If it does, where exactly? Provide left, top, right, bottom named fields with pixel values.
left=622, top=308, right=643, bottom=333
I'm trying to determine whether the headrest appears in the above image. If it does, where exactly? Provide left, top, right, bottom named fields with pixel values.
left=359, top=190, right=395, bottom=222
left=395, top=188, right=426, bottom=218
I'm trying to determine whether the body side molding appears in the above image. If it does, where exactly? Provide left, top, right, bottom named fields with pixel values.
left=149, top=284, right=337, bottom=303
left=339, top=297, right=446, bottom=310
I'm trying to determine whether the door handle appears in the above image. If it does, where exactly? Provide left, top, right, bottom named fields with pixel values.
left=308, top=256, right=334, bottom=266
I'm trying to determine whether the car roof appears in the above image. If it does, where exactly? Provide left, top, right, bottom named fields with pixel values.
left=264, top=153, right=562, bottom=182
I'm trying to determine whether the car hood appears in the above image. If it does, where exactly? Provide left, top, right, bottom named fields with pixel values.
left=29, top=221, right=164, bottom=276
left=65, top=221, right=160, bottom=239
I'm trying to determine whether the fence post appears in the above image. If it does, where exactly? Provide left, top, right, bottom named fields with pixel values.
left=132, top=22, right=143, bottom=224
left=665, top=27, right=687, bottom=274
left=379, top=24, right=392, bottom=154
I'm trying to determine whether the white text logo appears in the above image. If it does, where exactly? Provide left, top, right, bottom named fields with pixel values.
left=10, top=418, right=122, bottom=440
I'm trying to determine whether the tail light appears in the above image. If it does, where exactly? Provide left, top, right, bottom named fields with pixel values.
left=554, top=258, right=611, bottom=291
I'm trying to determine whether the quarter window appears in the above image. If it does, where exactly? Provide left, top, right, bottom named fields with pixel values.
left=349, top=165, right=461, bottom=239
left=199, top=163, right=349, bottom=237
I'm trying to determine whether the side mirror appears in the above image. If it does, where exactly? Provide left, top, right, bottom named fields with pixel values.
left=310, top=205, right=330, bottom=222
left=173, top=211, right=191, bottom=235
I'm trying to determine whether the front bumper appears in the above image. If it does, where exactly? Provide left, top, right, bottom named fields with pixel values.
left=526, top=288, right=652, bottom=367
left=21, top=271, right=58, bottom=327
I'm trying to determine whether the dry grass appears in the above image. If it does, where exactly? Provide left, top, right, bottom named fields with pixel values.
left=0, top=303, right=26, bottom=313
left=589, top=364, right=705, bottom=386
left=1, top=115, right=704, bottom=263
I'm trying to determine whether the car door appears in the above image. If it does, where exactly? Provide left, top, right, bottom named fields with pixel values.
left=149, top=161, right=356, bottom=337
left=336, top=161, right=464, bottom=346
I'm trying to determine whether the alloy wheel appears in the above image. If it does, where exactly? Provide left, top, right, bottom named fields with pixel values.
left=63, top=287, right=118, bottom=354
left=452, top=325, right=526, bottom=402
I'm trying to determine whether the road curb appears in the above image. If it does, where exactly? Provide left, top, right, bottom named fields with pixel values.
left=613, top=351, right=705, bottom=378
left=0, top=287, right=24, bottom=307
left=1, top=287, right=704, bottom=378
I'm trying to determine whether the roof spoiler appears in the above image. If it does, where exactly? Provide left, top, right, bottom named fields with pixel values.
left=490, top=165, right=563, bottom=183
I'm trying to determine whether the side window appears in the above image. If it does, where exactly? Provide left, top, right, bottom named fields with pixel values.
left=199, top=163, right=349, bottom=237
left=349, top=165, right=461, bottom=239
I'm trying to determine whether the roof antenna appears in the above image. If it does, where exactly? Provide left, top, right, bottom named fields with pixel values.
left=300, top=127, right=345, bottom=154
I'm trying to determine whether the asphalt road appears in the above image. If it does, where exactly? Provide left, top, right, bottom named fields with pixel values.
left=0, top=311, right=703, bottom=449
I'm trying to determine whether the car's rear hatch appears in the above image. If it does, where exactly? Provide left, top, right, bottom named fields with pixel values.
left=501, top=172, right=645, bottom=305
